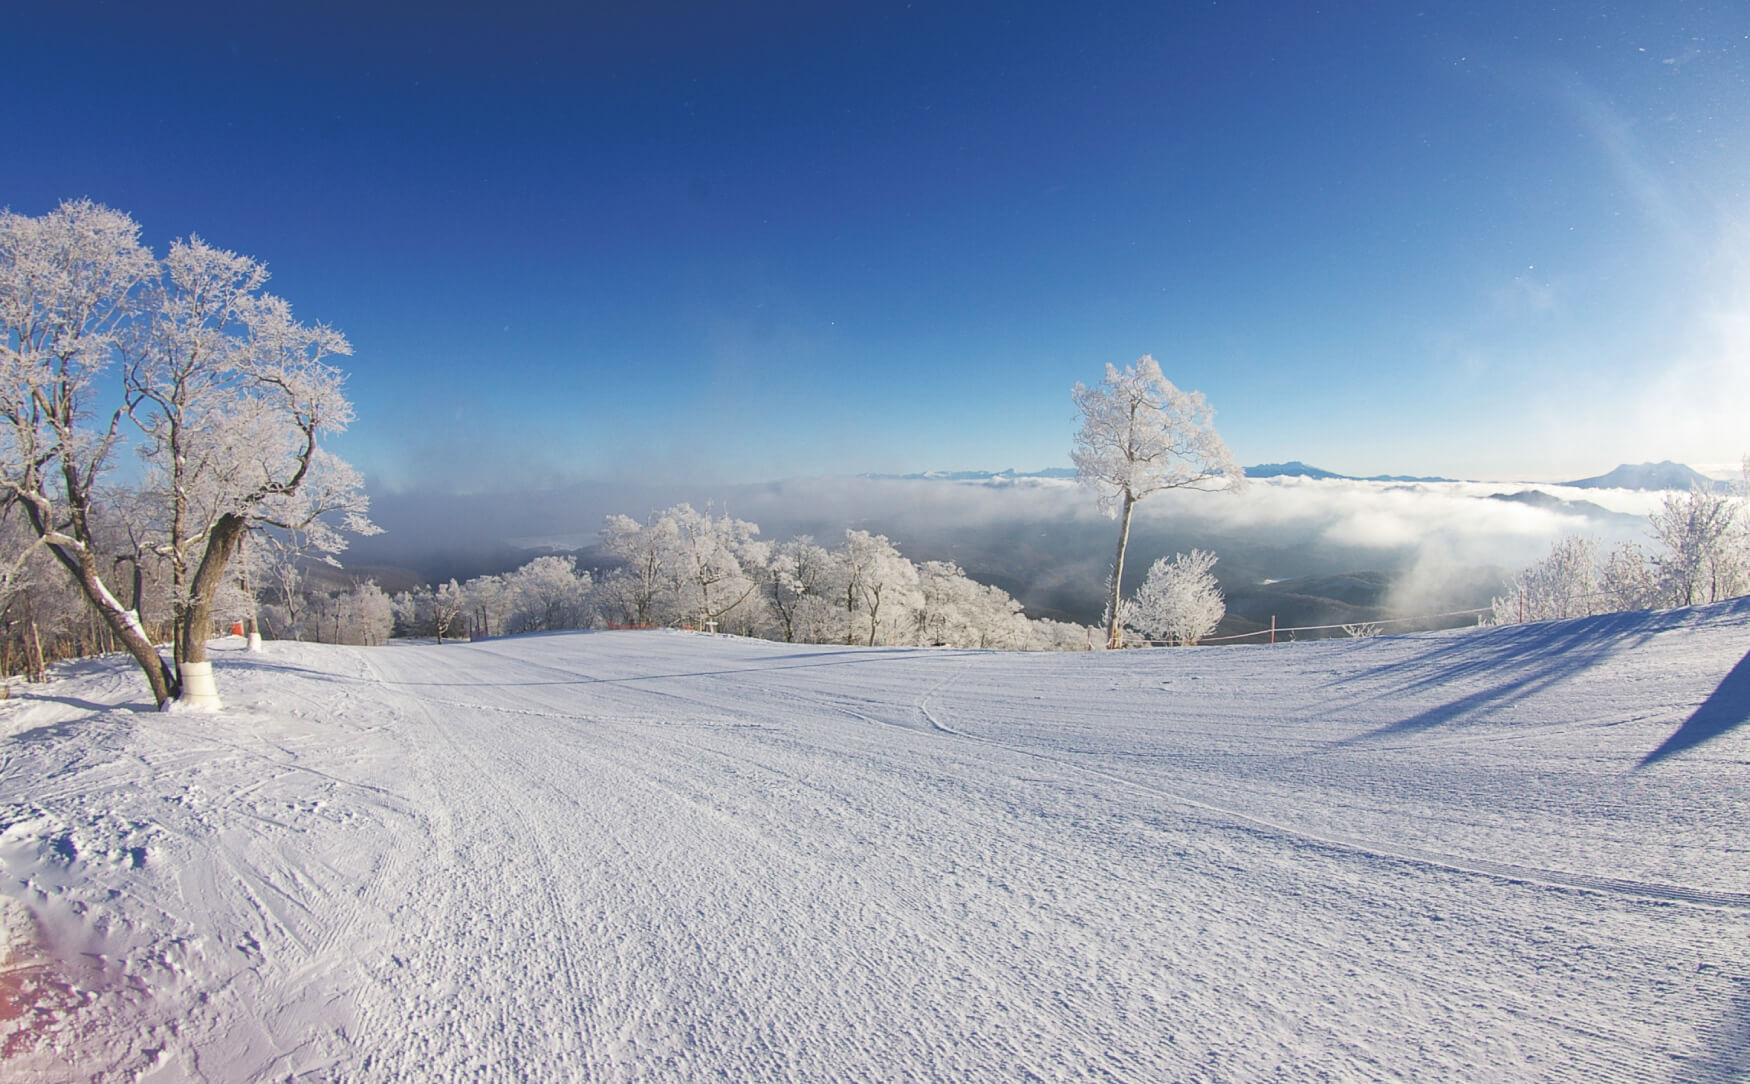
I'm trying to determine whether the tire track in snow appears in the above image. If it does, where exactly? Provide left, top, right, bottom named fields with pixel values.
left=452, top=637, right=1750, bottom=914
left=287, top=675, right=415, bottom=1079
left=607, top=728, right=1162, bottom=1077
left=376, top=642, right=1178, bottom=1078
left=348, top=648, right=481, bottom=1080
left=607, top=662, right=1287, bottom=1078
left=190, top=667, right=421, bottom=1079
left=356, top=647, right=598, bottom=1081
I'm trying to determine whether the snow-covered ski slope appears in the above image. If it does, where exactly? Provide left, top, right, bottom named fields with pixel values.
left=2, top=600, right=1747, bottom=1082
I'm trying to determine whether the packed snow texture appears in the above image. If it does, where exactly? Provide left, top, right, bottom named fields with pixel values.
left=2, top=600, right=1748, bottom=1081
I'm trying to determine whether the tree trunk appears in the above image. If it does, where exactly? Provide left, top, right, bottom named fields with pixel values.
left=44, top=544, right=176, bottom=705
left=1105, top=492, right=1136, bottom=649
left=26, top=609, right=45, bottom=684
left=180, top=513, right=249, bottom=668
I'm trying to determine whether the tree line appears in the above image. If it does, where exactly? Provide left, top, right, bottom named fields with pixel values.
left=387, top=507, right=1097, bottom=651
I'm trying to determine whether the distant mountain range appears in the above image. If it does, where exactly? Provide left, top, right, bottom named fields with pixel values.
left=871, top=460, right=1731, bottom=493
left=1257, top=458, right=1730, bottom=492
left=865, top=463, right=1458, bottom=484
left=1242, top=461, right=1457, bottom=483
left=859, top=468, right=1078, bottom=482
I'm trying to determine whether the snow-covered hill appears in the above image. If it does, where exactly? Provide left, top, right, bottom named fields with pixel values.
left=3, top=602, right=1748, bottom=1081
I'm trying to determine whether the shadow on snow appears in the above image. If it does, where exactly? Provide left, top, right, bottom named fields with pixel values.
left=1334, top=598, right=1750, bottom=747
left=1679, top=976, right=1750, bottom=1084
left=1639, top=647, right=1750, bottom=768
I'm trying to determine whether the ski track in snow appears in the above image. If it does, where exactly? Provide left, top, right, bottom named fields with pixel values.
left=0, top=599, right=1747, bottom=1081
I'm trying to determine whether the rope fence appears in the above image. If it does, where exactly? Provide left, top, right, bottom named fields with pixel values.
left=1137, top=606, right=1496, bottom=646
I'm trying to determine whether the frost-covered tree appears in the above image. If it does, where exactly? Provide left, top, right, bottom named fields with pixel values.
left=1737, top=455, right=1750, bottom=579
left=392, top=584, right=465, bottom=644
left=339, top=583, right=394, bottom=646
left=1127, top=549, right=1225, bottom=646
left=462, top=573, right=514, bottom=639
left=0, top=551, right=93, bottom=680
left=1027, top=618, right=1096, bottom=652
left=123, top=237, right=270, bottom=663
left=666, top=504, right=766, bottom=634
left=0, top=506, right=101, bottom=679
left=912, top=560, right=1033, bottom=649
left=504, top=555, right=589, bottom=633
left=1649, top=487, right=1745, bottom=606
left=1072, top=356, right=1243, bottom=648
left=588, top=568, right=645, bottom=629
left=765, top=536, right=832, bottom=643
left=836, top=530, right=921, bottom=646
left=0, top=201, right=373, bottom=708
left=790, top=593, right=844, bottom=645
left=913, top=560, right=980, bottom=646
left=249, top=525, right=342, bottom=642
left=1494, top=480, right=1750, bottom=626
left=393, top=580, right=467, bottom=643
left=600, top=511, right=680, bottom=627
left=596, top=506, right=768, bottom=632
left=1737, top=455, right=1750, bottom=524
left=126, top=242, right=374, bottom=687
left=432, top=580, right=467, bottom=643
left=0, top=201, right=172, bottom=700
left=300, top=581, right=393, bottom=646
left=0, top=508, right=40, bottom=670
left=578, top=501, right=1098, bottom=651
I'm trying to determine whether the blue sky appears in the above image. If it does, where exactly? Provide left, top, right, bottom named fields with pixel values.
left=7, top=1, right=1747, bottom=492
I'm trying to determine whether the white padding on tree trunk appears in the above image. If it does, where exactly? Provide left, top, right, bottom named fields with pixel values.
left=179, top=660, right=223, bottom=710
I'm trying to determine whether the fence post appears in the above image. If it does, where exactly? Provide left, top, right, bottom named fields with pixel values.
left=1269, top=615, right=1276, bottom=645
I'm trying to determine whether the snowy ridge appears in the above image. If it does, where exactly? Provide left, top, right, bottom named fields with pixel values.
left=1, top=602, right=1748, bottom=1080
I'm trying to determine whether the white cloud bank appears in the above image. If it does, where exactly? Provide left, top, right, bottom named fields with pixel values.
left=480, top=473, right=1658, bottom=575
left=350, top=471, right=1684, bottom=624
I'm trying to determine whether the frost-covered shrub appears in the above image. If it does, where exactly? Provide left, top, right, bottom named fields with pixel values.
left=1491, top=535, right=1603, bottom=624
left=1127, top=549, right=1225, bottom=646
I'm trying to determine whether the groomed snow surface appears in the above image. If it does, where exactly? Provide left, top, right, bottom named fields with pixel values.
left=2, top=601, right=1748, bottom=1082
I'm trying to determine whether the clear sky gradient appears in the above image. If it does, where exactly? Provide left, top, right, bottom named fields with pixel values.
left=8, top=1, right=1747, bottom=492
